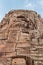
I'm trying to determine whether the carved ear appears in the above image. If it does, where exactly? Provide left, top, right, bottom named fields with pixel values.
left=26, top=57, right=34, bottom=65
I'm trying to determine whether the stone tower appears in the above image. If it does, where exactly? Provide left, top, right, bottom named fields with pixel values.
left=0, top=10, right=43, bottom=65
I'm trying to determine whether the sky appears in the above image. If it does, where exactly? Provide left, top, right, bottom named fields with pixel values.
left=0, top=0, right=43, bottom=21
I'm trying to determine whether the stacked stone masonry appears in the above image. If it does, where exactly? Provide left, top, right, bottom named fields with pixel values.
left=0, top=10, right=43, bottom=65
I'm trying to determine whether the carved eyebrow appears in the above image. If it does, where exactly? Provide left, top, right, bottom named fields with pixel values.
left=17, top=15, right=25, bottom=18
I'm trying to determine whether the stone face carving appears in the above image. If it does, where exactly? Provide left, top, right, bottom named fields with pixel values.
left=0, top=10, right=43, bottom=65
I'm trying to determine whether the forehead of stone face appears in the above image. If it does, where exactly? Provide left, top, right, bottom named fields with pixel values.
left=1, top=10, right=41, bottom=28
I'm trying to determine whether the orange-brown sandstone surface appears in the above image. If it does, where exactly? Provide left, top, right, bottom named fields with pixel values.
left=0, top=10, right=43, bottom=65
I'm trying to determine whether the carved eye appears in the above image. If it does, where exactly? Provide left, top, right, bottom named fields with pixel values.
left=40, top=33, right=43, bottom=39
